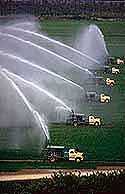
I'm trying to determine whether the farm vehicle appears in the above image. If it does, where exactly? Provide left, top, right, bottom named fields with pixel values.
left=107, top=56, right=124, bottom=65
left=86, top=92, right=111, bottom=103
left=86, top=76, right=115, bottom=86
left=66, top=112, right=101, bottom=127
left=117, top=58, right=124, bottom=65
left=103, top=66, right=120, bottom=75
left=44, top=145, right=84, bottom=163
left=106, top=78, right=115, bottom=86
left=86, top=76, right=104, bottom=85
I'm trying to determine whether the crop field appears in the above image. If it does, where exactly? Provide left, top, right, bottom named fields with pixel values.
left=0, top=19, right=125, bottom=163
left=41, top=19, right=125, bottom=161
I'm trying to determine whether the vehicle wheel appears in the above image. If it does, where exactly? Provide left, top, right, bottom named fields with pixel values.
left=75, top=158, right=81, bottom=163
left=73, top=122, right=78, bottom=127
left=49, top=157, right=56, bottom=163
left=110, top=83, right=114, bottom=86
left=105, top=99, right=109, bottom=103
left=95, top=122, right=99, bottom=126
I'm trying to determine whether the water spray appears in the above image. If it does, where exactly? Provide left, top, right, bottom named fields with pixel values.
left=2, top=68, right=72, bottom=113
left=1, top=68, right=50, bottom=141
left=88, top=25, right=108, bottom=56
left=0, top=50, right=83, bottom=90
left=0, top=32, right=93, bottom=75
left=9, top=27, right=101, bottom=65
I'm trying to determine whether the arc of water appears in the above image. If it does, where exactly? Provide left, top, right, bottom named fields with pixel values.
left=1, top=69, right=50, bottom=141
left=0, top=51, right=83, bottom=90
left=9, top=27, right=100, bottom=65
left=33, top=110, right=50, bottom=141
left=0, top=32, right=92, bottom=75
left=89, top=25, right=108, bottom=56
left=2, top=68, right=72, bottom=112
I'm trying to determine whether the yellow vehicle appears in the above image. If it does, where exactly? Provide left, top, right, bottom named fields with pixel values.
left=106, top=78, right=115, bottom=86
left=112, top=67, right=120, bottom=75
left=88, top=115, right=101, bottom=126
left=67, top=113, right=101, bottom=126
left=86, top=91, right=111, bottom=103
left=47, top=145, right=84, bottom=162
left=68, top=149, right=84, bottom=162
left=117, top=58, right=124, bottom=65
left=100, top=93, right=111, bottom=103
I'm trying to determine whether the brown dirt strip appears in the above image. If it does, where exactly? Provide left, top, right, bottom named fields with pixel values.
left=0, top=167, right=125, bottom=182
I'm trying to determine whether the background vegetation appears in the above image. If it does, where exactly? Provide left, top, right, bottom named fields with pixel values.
left=0, top=170, right=125, bottom=194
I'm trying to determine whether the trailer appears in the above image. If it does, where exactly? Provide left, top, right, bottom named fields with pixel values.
left=86, top=76, right=104, bottom=85
left=108, top=56, right=116, bottom=65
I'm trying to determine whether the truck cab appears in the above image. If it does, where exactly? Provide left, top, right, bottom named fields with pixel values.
left=88, top=115, right=101, bottom=126
left=68, top=149, right=84, bottom=162
left=100, top=93, right=111, bottom=103
left=106, top=78, right=115, bottom=86
left=117, top=58, right=124, bottom=65
left=112, top=67, right=120, bottom=74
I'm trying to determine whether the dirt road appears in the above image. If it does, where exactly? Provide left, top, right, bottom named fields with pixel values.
left=0, top=166, right=124, bottom=181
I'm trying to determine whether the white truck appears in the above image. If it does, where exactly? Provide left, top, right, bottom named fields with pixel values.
left=103, top=66, right=120, bottom=75
left=47, top=145, right=84, bottom=162
left=112, top=67, right=120, bottom=74
left=86, top=92, right=111, bottom=103
left=67, top=113, right=101, bottom=127
left=106, top=78, right=115, bottom=86
left=117, top=58, right=124, bottom=65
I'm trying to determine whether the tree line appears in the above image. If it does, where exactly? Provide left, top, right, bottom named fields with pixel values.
left=0, top=0, right=125, bottom=19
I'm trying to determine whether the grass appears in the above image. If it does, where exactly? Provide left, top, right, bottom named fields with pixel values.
left=0, top=19, right=125, bottom=169
left=40, top=19, right=125, bottom=161
left=49, top=64, right=125, bottom=161
left=0, top=162, right=96, bottom=171
left=39, top=19, right=125, bottom=56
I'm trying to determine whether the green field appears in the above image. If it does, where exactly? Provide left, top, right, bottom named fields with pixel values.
left=0, top=19, right=125, bottom=163
left=41, top=19, right=125, bottom=161
left=40, top=19, right=125, bottom=57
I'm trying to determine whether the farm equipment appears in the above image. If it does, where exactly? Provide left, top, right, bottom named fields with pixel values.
left=46, top=145, right=84, bottom=163
left=103, top=66, right=120, bottom=74
left=95, top=76, right=104, bottom=85
left=100, top=93, right=111, bottom=103
left=107, top=56, right=125, bottom=66
left=108, top=56, right=116, bottom=65
left=106, top=78, right=115, bottom=86
left=67, top=112, right=101, bottom=127
left=117, top=58, right=124, bottom=65
left=108, top=56, right=124, bottom=65
left=86, top=76, right=104, bottom=85
left=112, top=67, right=120, bottom=74
left=86, top=91, right=111, bottom=103
left=103, top=66, right=111, bottom=74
